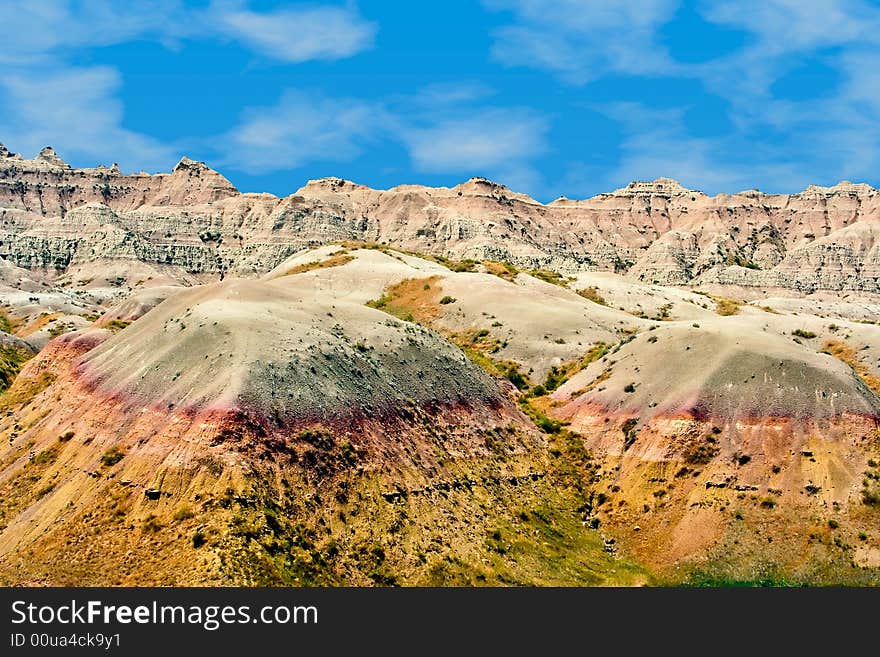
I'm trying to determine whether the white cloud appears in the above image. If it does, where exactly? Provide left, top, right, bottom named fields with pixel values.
left=0, top=1, right=376, bottom=64
left=408, top=82, right=495, bottom=108
left=594, top=103, right=792, bottom=193
left=401, top=109, right=548, bottom=189
left=691, top=1, right=880, bottom=188
left=215, top=4, right=376, bottom=63
left=0, top=66, right=177, bottom=171
left=220, top=90, right=386, bottom=173
left=0, top=1, right=188, bottom=62
left=592, top=99, right=880, bottom=196
left=0, top=1, right=377, bottom=174
left=700, top=0, right=878, bottom=55
left=485, top=0, right=680, bottom=83
left=220, top=86, right=550, bottom=193
left=483, top=0, right=880, bottom=193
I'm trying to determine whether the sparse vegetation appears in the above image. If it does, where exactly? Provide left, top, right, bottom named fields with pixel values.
left=142, top=515, right=163, bottom=533
left=366, top=276, right=441, bottom=323
left=528, top=342, right=611, bottom=399
left=19, top=312, right=62, bottom=337
left=576, top=286, right=607, bottom=306
left=105, top=319, right=132, bottom=333
left=0, top=344, right=32, bottom=392
left=528, top=269, right=570, bottom=286
left=821, top=339, right=880, bottom=395
left=862, top=479, right=880, bottom=506
left=0, top=308, right=23, bottom=334
left=621, top=418, right=639, bottom=450
left=48, top=321, right=73, bottom=338
left=36, top=483, right=55, bottom=498
left=100, top=446, right=125, bottom=467
left=683, top=437, right=719, bottom=465
left=439, top=295, right=456, bottom=305
left=714, top=296, right=741, bottom=316
left=446, top=259, right=477, bottom=273
left=653, top=303, right=672, bottom=321
left=504, top=365, right=529, bottom=390
left=31, top=446, right=59, bottom=466
left=174, top=506, right=195, bottom=522
left=483, top=260, right=518, bottom=281
left=0, top=311, right=13, bottom=334
left=281, top=252, right=355, bottom=276
left=792, top=329, right=817, bottom=339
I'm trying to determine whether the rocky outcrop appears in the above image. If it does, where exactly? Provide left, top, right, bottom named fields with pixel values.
left=0, top=145, right=237, bottom=217
left=1, top=143, right=879, bottom=292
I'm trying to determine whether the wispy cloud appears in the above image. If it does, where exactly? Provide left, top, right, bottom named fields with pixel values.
left=594, top=103, right=806, bottom=194
left=485, top=0, right=680, bottom=83
left=219, top=86, right=550, bottom=193
left=0, top=1, right=376, bottom=64
left=220, top=90, right=386, bottom=173
left=401, top=108, right=549, bottom=190
left=0, top=1, right=377, bottom=172
left=0, top=1, right=189, bottom=63
left=700, top=0, right=877, bottom=55
left=485, top=0, right=880, bottom=194
left=0, top=65, right=177, bottom=171
left=214, top=3, right=377, bottom=63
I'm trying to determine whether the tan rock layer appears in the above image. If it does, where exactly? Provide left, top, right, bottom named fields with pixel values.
left=1, top=145, right=879, bottom=292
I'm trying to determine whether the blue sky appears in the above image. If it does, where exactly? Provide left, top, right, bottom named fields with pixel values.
left=1, top=1, right=879, bottom=201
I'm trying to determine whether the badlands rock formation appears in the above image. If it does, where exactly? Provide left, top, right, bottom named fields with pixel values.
left=0, top=145, right=878, bottom=586
left=0, top=249, right=653, bottom=586
left=1, top=145, right=879, bottom=293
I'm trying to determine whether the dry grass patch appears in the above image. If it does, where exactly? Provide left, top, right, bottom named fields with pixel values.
left=445, top=329, right=529, bottom=389
left=104, top=319, right=131, bottom=333
left=483, top=260, right=518, bottom=281
left=713, top=296, right=741, bottom=316
left=19, top=312, right=62, bottom=337
left=821, top=339, right=880, bottom=395
left=366, top=279, right=533, bottom=389
left=366, top=276, right=443, bottom=324
left=282, top=252, right=355, bottom=276
left=576, top=286, right=607, bottom=306
left=693, top=290, right=742, bottom=316
left=0, top=371, right=57, bottom=412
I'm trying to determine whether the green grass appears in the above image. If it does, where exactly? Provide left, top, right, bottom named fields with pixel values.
left=527, top=269, right=570, bottom=286
left=0, top=344, right=32, bottom=392
left=0, top=312, right=13, bottom=334
left=105, top=319, right=132, bottom=333
left=100, top=447, right=125, bottom=467
left=684, top=575, right=803, bottom=587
